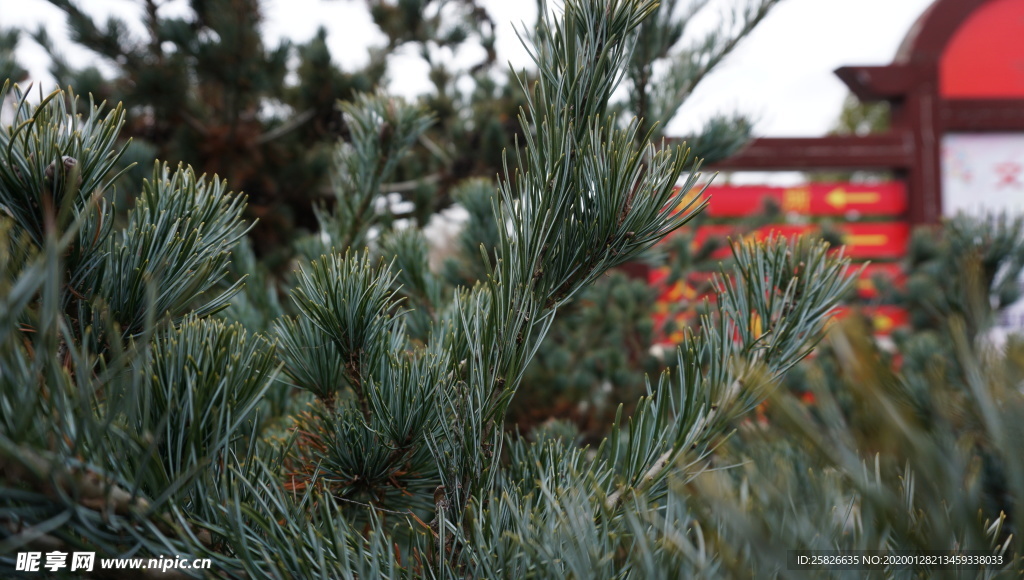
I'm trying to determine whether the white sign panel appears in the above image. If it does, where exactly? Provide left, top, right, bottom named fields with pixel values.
left=942, top=133, right=1024, bottom=339
left=942, top=133, right=1024, bottom=216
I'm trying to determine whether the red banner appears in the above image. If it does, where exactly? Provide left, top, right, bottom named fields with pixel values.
left=685, top=182, right=907, bottom=217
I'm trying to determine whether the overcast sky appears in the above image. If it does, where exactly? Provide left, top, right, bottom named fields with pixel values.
left=6, top=0, right=935, bottom=138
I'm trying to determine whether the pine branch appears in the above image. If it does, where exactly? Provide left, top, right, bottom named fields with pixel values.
left=0, top=440, right=215, bottom=550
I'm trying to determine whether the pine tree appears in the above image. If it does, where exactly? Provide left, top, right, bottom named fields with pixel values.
left=31, top=0, right=773, bottom=248
left=27, top=0, right=781, bottom=436
left=2, top=1, right=864, bottom=577
left=31, top=0, right=392, bottom=266
left=431, top=0, right=781, bottom=432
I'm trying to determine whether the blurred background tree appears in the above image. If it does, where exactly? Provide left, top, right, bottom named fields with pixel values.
left=29, top=0, right=775, bottom=257
left=32, top=0, right=393, bottom=267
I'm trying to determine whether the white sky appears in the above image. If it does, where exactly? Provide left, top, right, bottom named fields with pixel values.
left=4, top=0, right=935, bottom=138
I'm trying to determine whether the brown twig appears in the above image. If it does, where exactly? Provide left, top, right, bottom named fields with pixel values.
left=0, top=442, right=213, bottom=548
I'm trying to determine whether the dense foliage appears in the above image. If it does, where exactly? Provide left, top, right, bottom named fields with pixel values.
left=2, top=0, right=781, bottom=435
left=1, top=0, right=1021, bottom=578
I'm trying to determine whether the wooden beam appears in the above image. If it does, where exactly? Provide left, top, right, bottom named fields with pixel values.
left=903, top=87, right=943, bottom=224
left=893, top=0, right=989, bottom=64
left=834, top=64, right=929, bottom=101
left=703, top=133, right=915, bottom=171
left=941, top=100, right=1024, bottom=132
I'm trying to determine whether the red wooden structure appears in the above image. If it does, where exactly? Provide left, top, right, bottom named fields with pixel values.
left=706, top=0, right=1024, bottom=224
left=651, top=0, right=1024, bottom=345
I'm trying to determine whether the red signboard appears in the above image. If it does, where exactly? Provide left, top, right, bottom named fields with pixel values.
left=686, top=222, right=909, bottom=260
left=654, top=182, right=913, bottom=345
left=687, top=183, right=907, bottom=218
left=648, top=235, right=911, bottom=345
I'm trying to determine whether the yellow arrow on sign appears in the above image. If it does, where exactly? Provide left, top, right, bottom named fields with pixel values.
left=873, top=314, right=894, bottom=333
left=826, top=187, right=881, bottom=209
left=844, top=234, right=889, bottom=246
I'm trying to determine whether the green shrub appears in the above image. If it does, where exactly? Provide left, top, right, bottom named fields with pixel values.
left=1, top=1, right=1017, bottom=578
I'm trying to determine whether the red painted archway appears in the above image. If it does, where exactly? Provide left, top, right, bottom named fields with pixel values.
left=939, top=0, right=1024, bottom=98
left=705, top=0, right=1024, bottom=224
